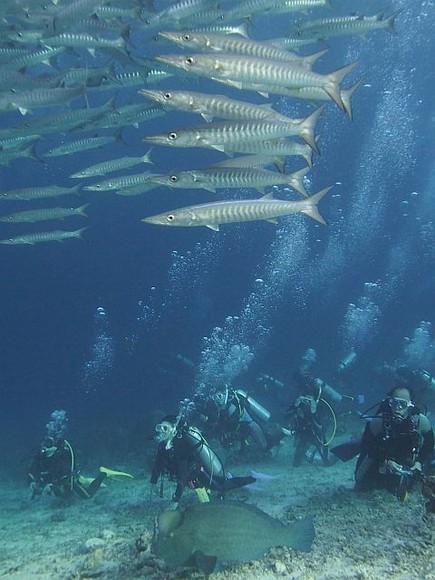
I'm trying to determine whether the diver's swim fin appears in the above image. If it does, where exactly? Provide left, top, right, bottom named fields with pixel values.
left=330, top=439, right=361, bottom=462
left=195, top=487, right=210, bottom=503
left=99, top=466, right=134, bottom=480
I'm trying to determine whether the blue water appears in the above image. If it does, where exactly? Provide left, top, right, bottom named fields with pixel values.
left=0, top=0, right=434, bottom=468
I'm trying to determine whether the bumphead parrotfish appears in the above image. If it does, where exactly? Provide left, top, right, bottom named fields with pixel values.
left=152, top=501, right=315, bottom=573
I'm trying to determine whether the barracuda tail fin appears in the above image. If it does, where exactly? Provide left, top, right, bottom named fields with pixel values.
left=341, top=80, right=362, bottom=121
left=298, top=105, right=324, bottom=153
left=289, top=167, right=310, bottom=197
left=325, top=62, right=358, bottom=112
left=300, top=186, right=332, bottom=225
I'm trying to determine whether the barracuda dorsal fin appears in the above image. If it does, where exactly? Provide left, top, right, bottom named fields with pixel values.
left=201, top=113, right=213, bottom=123
left=206, top=223, right=219, bottom=231
left=261, top=192, right=274, bottom=200
left=265, top=218, right=278, bottom=224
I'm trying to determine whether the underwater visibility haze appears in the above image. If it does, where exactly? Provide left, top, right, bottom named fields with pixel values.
left=0, top=0, right=435, bottom=577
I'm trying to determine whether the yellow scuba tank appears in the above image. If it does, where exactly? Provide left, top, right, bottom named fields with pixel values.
left=235, top=389, right=271, bottom=422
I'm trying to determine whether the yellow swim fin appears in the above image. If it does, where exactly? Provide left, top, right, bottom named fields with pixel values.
left=99, top=466, right=134, bottom=480
left=195, top=487, right=210, bottom=503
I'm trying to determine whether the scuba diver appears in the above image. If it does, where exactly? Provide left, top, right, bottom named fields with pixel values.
left=150, top=415, right=256, bottom=505
left=286, top=371, right=339, bottom=466
left=395, top=365, right=435, bottom=412
left=29, top=436, right=133, bottom=500
left=203, top=387, right=285, bottom=453
left=354, top=386, right=434, bottom=500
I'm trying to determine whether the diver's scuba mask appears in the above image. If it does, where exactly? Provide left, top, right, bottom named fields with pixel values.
left=40, top=437, right=58, bottom=457
left=212, top=388, right=229, bottom=408
left=387, top=397, right=414, bottom=416
left=154, top=421, right=177, bottom=447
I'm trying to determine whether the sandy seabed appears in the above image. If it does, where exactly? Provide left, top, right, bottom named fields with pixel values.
left=1, top=437, right=435, bottom=580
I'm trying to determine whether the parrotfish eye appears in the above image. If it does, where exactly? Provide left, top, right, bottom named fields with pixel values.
left=168, top=132, right=178, bottom=140
left=186, top=57, right=194, bottom=65
left=164, top=92, right=172, bottom=99
left=182, top=34, right=190, bottom=41
left=170, top=175, right=178, bottom=182
left=167, top=214, right=175, bottom=221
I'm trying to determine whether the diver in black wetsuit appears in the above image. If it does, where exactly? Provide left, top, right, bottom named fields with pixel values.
left=29, top=436, right=133, bottom=500
left=355, top=386, right=434, bottom=500
left=150, top=415, right=255, bottom=505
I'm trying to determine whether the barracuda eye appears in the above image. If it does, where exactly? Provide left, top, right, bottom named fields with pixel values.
left=164, top=92, right=172, bottom=99
left=168, top=132, right=178, bottom=140
left=167, top=214, right=175, bottom=222
left=182, top=34, right=190, bottom=41
left=185, top=57, right=194, bottom=65
left=170, top=175, right=178, bottom=182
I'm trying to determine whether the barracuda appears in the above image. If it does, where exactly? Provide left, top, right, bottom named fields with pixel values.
left=44, top=136, right=115, bottom=158
left=83, top=172, right=154, bottom=192
left=290, top=11, right=399, bottom=41
left=156, top=54, right=357, bottom=111
left=143, top=107, right=323, bottom=153
left=70, top=150, right=153, bottom=179
left=142, top=187, right=331, bottom=230
left=158, top=30, right=324, bottom=67
left=0, top=204, right=89, bottom=223
left=0, top=228, right=87, bottom=245
left=0, top=185, right=80, bottom=201
left=226, top=139, right=314, bottom=168
left=139, top=88, right=301, bottom=123
left=150, top=166, right=310, bottom=196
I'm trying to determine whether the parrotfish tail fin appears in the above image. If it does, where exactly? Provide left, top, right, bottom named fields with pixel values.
left=340, top=80, right=362, bottom=121
left=289, top=167, right=310, bottom=197
left=287, top=517, right=315, bottom=553
left=298, top=105, right=325, bottom=154
left=325, top=61, right=358, bottom=112
left=300, top=186, right=332, bottom=225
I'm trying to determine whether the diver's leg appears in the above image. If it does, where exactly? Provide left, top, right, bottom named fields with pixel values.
left=247, top=421, right=267, bottom=450
left=74, top=472, right=107, bottom=499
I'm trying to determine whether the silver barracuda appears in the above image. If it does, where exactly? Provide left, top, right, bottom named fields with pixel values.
left=142, top=187, right=331, bottom=230
left=155, top=53, right=357, bottom=111
left=212, top=154, right=289, bottom=172
left=290, top=11, right=399, bottom=41
left=149, top=166, right=310, bottom=196
left=143, top=107, right=323, bottom=153
left=0, top=185, right=80, bottom=201
left=42, top=32, right=126, bottom=52
left=222, top=139, right=314, bottom=168
left=43, top=136, right=116, bottom=158
left=70, top=151, right=153, bottom=179
left=226, top=0, right=328, bottom=18
left=139, top=88, right=303, bottom=123
left=158, top=30, right=324, bottom=68
left=0, top=228, right=87, bottom=245
left=0, top=204, right=89, bottom=223
left=0, top=86, right=83, bottom=115
left=83, top=172, right=155, bottom=192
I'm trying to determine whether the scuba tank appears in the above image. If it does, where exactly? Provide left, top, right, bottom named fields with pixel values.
left=234, top=389, right=271, bottom=422
left=184, top=427, right=225, bottom=479
left=338, top=349, right=357, bottom=372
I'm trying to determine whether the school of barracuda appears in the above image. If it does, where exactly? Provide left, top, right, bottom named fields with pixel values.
left=0, top=0, right=399, bottom=243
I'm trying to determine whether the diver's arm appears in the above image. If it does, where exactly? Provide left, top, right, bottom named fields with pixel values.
left=417, top=416, right=435, bottom=464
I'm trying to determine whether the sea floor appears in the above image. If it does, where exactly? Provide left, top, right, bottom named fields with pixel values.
left=1, top=438, right=435, bottom=579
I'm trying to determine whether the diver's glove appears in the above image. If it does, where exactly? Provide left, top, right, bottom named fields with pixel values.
left=411, top=461, right=422, bottom=474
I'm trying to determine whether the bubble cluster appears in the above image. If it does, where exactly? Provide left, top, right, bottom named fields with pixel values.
left=341, top=282, right=381, bottom=351
left=81, top=306, right=114, bottom=394
left=402, top=321, right=435, bottom=369
left=45, top=409, right=68, bottom=441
